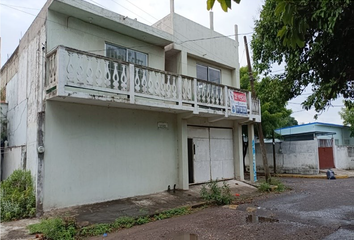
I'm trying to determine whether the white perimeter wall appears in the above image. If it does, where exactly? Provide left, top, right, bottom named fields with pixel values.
left=43, top=101, right=178, bottom=210
left=334, top=145, right=354, bottom=170
left=252, top=140, right=319, bottom=174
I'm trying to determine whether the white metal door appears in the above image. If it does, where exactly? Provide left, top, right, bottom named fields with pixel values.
left=210, top=128, right=234, bottom=180
left=188, top=127, right=234, bottom=183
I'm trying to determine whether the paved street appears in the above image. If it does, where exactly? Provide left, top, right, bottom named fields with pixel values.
left=89, top=178, right=354, bottom=240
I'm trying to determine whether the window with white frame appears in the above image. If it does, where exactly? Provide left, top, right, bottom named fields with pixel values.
left=196, top=64, right=221, bottom=84
left=106, top=43, right=147, bottom=66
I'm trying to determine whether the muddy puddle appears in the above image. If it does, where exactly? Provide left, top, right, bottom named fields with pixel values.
left=246, top=215, right=279, bottom=223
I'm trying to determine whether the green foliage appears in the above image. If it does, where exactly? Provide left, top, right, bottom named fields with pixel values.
left=252, top=0, right=354, bottom=115
left=200, top=180, right=234, bottom=205
left=33, top=207, right=194, bottom=239
left=207, top=0, right=241, bottom=12
left=340, top=104, right=354, bottom=137
left=240, top=66, right=297, bottom=137
left=258, top=178, right=285, bottom=192
left=155, top=207, right=190, bottom=220
left=258, top=182, right=271, bottom=192
left=0, top=170, right=36, bottom=222
left=28, top=218, right=77, bottom=240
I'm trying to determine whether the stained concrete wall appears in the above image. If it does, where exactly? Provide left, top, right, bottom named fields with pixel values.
left=43, top=101, right=178, bottom=210
left=1, top=146, right=26, bottom=180
left=251, top=140, right=319, bottom=174
left=47, top=11, right=166, bottom=70
left=334, top=145, right=354, bottom=170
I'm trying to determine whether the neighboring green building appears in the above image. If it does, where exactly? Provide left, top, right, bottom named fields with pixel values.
left=275, top=122, right=354, bottom=146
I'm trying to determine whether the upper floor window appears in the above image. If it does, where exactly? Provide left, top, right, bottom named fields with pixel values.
left=106, top=43, right=147, bottom=66
left=196, top=64, right=220, bottom=84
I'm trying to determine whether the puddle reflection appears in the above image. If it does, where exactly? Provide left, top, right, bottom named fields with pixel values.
left=246, top=215, right=279, bottom=223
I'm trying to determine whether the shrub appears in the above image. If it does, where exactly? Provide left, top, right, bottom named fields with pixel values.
left=0, top=169, right=36, bottom=222
left=28, top=217, right=77, bottom=240
left=258, top=178, right=285, bottom=192
left=200, top=180, right=234, bottom=205
left=258, top=182, right=271, bottom=192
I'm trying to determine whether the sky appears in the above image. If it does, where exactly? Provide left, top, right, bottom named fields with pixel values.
left=0, top=0, right=344, bottom=125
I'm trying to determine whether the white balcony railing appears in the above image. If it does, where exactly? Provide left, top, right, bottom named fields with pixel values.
left=46, top=46, right=261, bottom=119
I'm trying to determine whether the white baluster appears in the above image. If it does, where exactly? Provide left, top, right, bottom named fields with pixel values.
left=76, top=54, right=84, bottom=84
left=95, top=58, right=103, bottom=87
left=148, top=71, right=154, bottom=94
left=104, top=60, right=111, bottom=88
left=172, top=76, right=177, bottom=99
left=86, top=56, right=93, bottom=86
left=120, top=64, right=127, bottom=91
left=66, top=52, right=75, bottom=84
left=160, top=73, right=166, bottom=97
left=220, top=87, right=224, bottom=105
left=206, top=83, right=211, bottom=104
left=166, top=75, right=171, bottom=98
left=112, top=62, right=119, bottom=89
left=134, top=68, right=141, bottom=92
left=155, top=72, right=160, bottom=96
left=141, top=69, right=148, bottom=93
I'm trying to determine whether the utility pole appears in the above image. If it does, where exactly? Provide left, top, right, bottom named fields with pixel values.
left=243, top=36, right=271, bottom=182
left=272, top=131, right=276, bottom=174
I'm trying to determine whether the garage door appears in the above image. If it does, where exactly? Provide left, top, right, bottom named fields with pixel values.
left=188, top=127, right=234, bottom=183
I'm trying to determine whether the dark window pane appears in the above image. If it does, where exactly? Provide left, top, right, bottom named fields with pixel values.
left=208, top=67, right=220, bottom=84
left=197, top=64, right=208, bottom=81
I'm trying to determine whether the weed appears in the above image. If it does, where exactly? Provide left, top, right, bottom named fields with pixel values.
left=28, top=217, right=77, bottom=240
left=0, top=169, right=36, bottom=222
left=112, top=216, right=136, bottom=228
left=258, top=182, right=271, bottom=192
left=200, top=180, right=234, bottom=205
left=258, top=178, right=285, bottom=192
left=28, top=206, right=195, bottom=239
left=136, top=216, right=150, bottom=225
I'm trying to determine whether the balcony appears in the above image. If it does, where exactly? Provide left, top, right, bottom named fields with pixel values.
left=46, top=46, right=261, bottom=122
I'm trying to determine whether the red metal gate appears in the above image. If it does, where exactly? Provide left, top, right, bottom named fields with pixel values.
left=318, top=139, right=335, bottom=169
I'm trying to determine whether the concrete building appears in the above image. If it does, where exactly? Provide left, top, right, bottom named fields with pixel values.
left=0, top=0, right=261, bottom=213
left=251, top=122, right=354, bottom=174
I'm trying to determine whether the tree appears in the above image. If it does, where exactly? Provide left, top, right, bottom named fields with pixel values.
left=340, top=105, right=354, bottom=137
left=251, top=0, right=354, bottom=116
left=207, top=0, right=241, bottom=12
left=240, top=66, right=298, bottom=138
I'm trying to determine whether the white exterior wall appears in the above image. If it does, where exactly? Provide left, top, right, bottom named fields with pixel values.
left=335, top=145, right=354, bottom=170
left=2, top=147, right=23, bottom=180
left=47, top=11, right=165, bottom=70
left=154, top=13, right=239, bottom=87
left=6, top=74, right=27, bottom=147
left=253, top=140, right=319, bottom=174
left=43, top=101, right=178, bottom=210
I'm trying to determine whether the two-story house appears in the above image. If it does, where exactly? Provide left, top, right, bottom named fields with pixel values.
left=0, top=0, right=261, bottom=213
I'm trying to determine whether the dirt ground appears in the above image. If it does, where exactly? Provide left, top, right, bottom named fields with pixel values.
left=87, top=178, right=354, bottom=240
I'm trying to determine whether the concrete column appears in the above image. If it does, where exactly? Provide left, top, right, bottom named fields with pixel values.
left=233, top=121, right=244, bottom=180
left=177, top=51, right=188, bottom=75
left=248, top=124, right=257, bottom=183
left=177, top=116, right=189, bottom=190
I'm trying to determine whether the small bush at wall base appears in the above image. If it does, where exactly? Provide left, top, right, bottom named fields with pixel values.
left=258, top=178, right=285, bottom=192
left=0, top=169, right=36, bottom=222
left=200, top=180, right=234, bottom=205
left=28, top=217, right=77, bottom=240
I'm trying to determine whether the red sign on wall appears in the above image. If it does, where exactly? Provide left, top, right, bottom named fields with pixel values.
left=229, top=91, right=247, bottom=115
